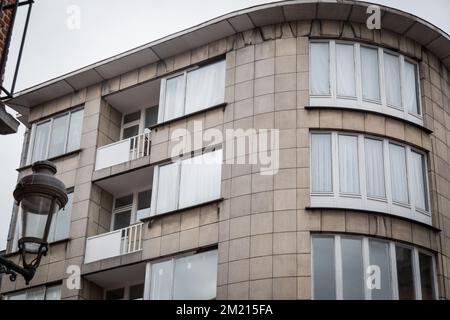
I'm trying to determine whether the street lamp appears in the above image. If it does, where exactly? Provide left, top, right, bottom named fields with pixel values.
left=0, top=161, right=67, bottom=284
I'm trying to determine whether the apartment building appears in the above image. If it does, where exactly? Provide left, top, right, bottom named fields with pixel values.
left=1, top=0, right=450, bottom=300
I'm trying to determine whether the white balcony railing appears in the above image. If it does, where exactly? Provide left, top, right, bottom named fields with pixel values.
left=84, top=223, right=143, bottom=264
left=95, top=132, right=151, bottom=171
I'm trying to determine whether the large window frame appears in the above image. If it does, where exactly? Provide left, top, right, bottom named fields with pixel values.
left=150, top=148, right=222, bottom=216
left=310, top=132, right=431, bottom=225
left=111, top=188, right=152, bottom=230
left=311, top=234, right=438, bottom=300
left=5, top=284, right=62, bottom=300
left=158, top=59, right=226, bottom=123
left=309, top=40, right=423, bottom=126
left=26, top=107, right=84, bottom=165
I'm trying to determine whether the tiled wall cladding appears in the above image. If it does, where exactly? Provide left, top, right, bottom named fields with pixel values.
left=2, top=19, right=450, bottom=300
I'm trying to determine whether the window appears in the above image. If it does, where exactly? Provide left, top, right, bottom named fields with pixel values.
left=6, top=284, right=61, bottom=300
left=310, top=132, right=431, bottom=225
left=13, top=191, right=74, bottom=251
left=28, top=108, right=84, bottom=164
left=147, top=250, right=218, bottom=300
left=111, top=189, right=152, bottom=230
left=312, top=235, right=437, bottom=300
left=309, top=40, right=422, bottom=125
left=151, top=149, right=222, bottom=216
left=121, top=106, right=158, bottom=140
left=159, top=60, right=225, bottom=123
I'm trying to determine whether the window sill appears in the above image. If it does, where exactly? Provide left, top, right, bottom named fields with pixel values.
left=305, top=206, right=440, bottom=232
left=17, top=149, right=82, bottom=172
left=2, top=238, right=71, bottom=258
left=149, top=102, right=227, bottom=131
left=140, top=197, right=224, bottom=224
left=304, top=105, right=433, bottom=134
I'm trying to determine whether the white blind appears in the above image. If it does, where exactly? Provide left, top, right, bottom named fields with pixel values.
left=384, top=53, right=402, bottom=108
left=404, top=61, right=419, bottom=114
left=365, top=138, right=385, bottom=198
left=411, top=151, right=427, bottom=210
left=163, top=75, right=185, bottom=121
left=339, top=135, right=360, bottom=194
left=389, top=143, right=409, bottom=204
left=155, top=163, right=179, bottom=214
left=310, top=42, right=330, bottom=95
left=311, top=134, right=332, bottom=192
left=336, top=43, right=356, bottom=97
left=361, top=46, right=380, bottom=101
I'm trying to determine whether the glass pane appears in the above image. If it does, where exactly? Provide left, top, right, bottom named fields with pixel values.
left=150, top=260, right=173, bottom=299
left=164, top=75, right=185, bottom=121
left=48, top=114, right=69, bottom=158
left=32, top=121, right=51, bottom=162
left=122, top=125, right=139, bottom=139
left=54, top=192, right=73, bottom=241
left=26, top=287, right=46, bottom=300
left=129, top=284, right=144, bottom=300
left=145, top=106, right=159, bottom=128
left=341, top=238, right=364, bottom=300
left=365, top=138, right=385, bottom=198
left=178, top=150, right=222, bottom=209
left=115, top=194, right=133, bottom=208
left=361, top=46, right=380, bottom=101
left=156, top=163, right=179, bottom=214
left=310, top=42, right=330, bottom=95
left=404, top=61, right=419, bottom=114
left=173, top=250, right=218, bottom=300
left=411, top=151, right=427, bottom=211
left=336, top=43, right=356, bottom=97
left=384, top=52, right=402, bottom=108
left=185, top=60, right=225, bottom=114
left=138, top=190, right=152, bottom=210
left=339, top=135, right=360, bottom=194
left=419, top=253, right=434, bottom=300
left=113, top=210, right=131, bottom=230
left=45, top=285, right=62, bottom=300
left=312, top=236, right=336, bottom=299
left=105, top=288, right=124, bottom=300
left=67, top=109, right=84, bottom=152
left=389, top=144, right=409, bottom=204
left=369, top=240, right=392, bottom=300
left=123, top=111, right=141, bottom=124
left=311, top=134, right=332, bottom=192
left=395, top=246, right=415, bottom=300
left=7, top=291, right=27, bottom=300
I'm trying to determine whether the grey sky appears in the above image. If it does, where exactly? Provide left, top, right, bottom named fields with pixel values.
left=1, top=0, right=449, bottom=250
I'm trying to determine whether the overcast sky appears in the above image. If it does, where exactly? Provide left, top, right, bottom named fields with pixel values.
left=1, top=0, right=449, bottom=250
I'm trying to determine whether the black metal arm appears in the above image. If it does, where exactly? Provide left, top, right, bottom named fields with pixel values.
left=0, top=254, right=36, bottom=284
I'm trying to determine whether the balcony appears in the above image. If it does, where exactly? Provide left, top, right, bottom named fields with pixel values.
left=84, top=223, right=143, bottom=264
left=95, top=132, right=151, bottom=171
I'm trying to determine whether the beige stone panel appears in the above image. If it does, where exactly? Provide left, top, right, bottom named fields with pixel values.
left=230, top=194, right=251, bottom=217
left=273, top=232, right=297, bottom=254
left=255, top=76, right=274, bottom=96
left=273, top=277, right=297, bottom=299
left=250, top=211, right=273, bottom=235
left=391, top=219, right=413, bottom=242
left=236, top=46, right=254, bottom=66
left=229, top=237, right=250, bottom=261
left=160, top=232, right=180, bottom=255
left=235, top=62, right=255, bottom=84
left=250, top=234, right=273, bottom=257
left=142, top=238, right=161, bottom=260
left=161, top=214, right=181, bottom=235
left=179, top=228, right=200, bottom=251
left=322, top=210, right=346, bottom=232
left=230, top=215, right=251, bottom=239
left=255, top=40, right=275, bottom=61
left=274, top=91, right=296, bottom=110
left=255, top=58, right=275, bottom=78
left=275, top=38, right=296, bottom=56
left=199, top=223, right=219, bottom=246
left=254, top=94, right=275, bottom=114
left=320, top=110, right=343, bottom=129
left=228, top=281, right=249, bottom=299
left=251, top=191, right=273, bottom=214
left=342, top=111, right=365, bottom=132
left=297, top=276, right=312, bottom=299
left=229, top=259, right=250, bottom=283
left=274, top=210, right=296, bottom=232
left=345, top=211, right=370, bottom=234
left=180, top=208, right=200, bottom=230
left=249, top=279, right=273, bottom=299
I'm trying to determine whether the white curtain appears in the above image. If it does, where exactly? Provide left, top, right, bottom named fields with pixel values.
left=339, top=135, right=360, bottom=194
left=150, top=260, right=173, bottom=300
left=389, top=143, right=409, bottom=203
left=67, top=109, right=84, bottom=152
left=336, top=44, right=356, bottom=97
left=404, top=61, right=419, bottom=114
left=156, top=163, right=179, bottom=214
left=173, top=250, right=218, bottom=300
left=163, top=75, right=185, bottom=121
left=365, top=138, right=385, bottom=197
left=53, top=192, right=73, bottom=241
left=411, top=151, right=427, bottom=210
left=361, top=47, right=380, bottom=101
left=48, top=114, right=69, bottom=158
left=178, top=149, right=222, bottom=209
left=310, top=42, right=330, bottom=95
left=311, top=134, right=332, bottom=192
left=185, top=60, right=225, bottom=114
left=32, top=121, right=50, bottom=162
left=384, top=53, right=402, bottom=108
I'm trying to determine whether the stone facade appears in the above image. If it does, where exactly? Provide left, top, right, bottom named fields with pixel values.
left=1, top=8, right=450, bottom=300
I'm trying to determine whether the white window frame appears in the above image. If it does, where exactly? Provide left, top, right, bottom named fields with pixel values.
left=150, top=148, right=222, bottom=216
left=4, top=284, right=62, bottom=300
left=309, top=40, right=423, bottom=126
left=158, top=60, right=225, bottom=124
left=26, top=107, right=84, bottom=165
left=143, top=249, right=218, bottom=300
left=111, top=187, right=152, bottom=231
left=310, top=131, right=431, bottom=225
left=311, top=234, right=438, bottom=300
left=120, top=106, right=158, bottom=140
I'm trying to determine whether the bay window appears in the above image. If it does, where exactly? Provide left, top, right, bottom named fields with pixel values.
left=146, top=250, right=218, bottom=300
left=309, top=40, right=422, bottom=125
left=310, top=132, right=431, bottom=224
left=159, top=60, right=225, bottom=123
left=27, top=107, right=84, bottom=164
left=150, top=149, right=222, bottom=216
left=312, top=235, right=437, bottom=300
